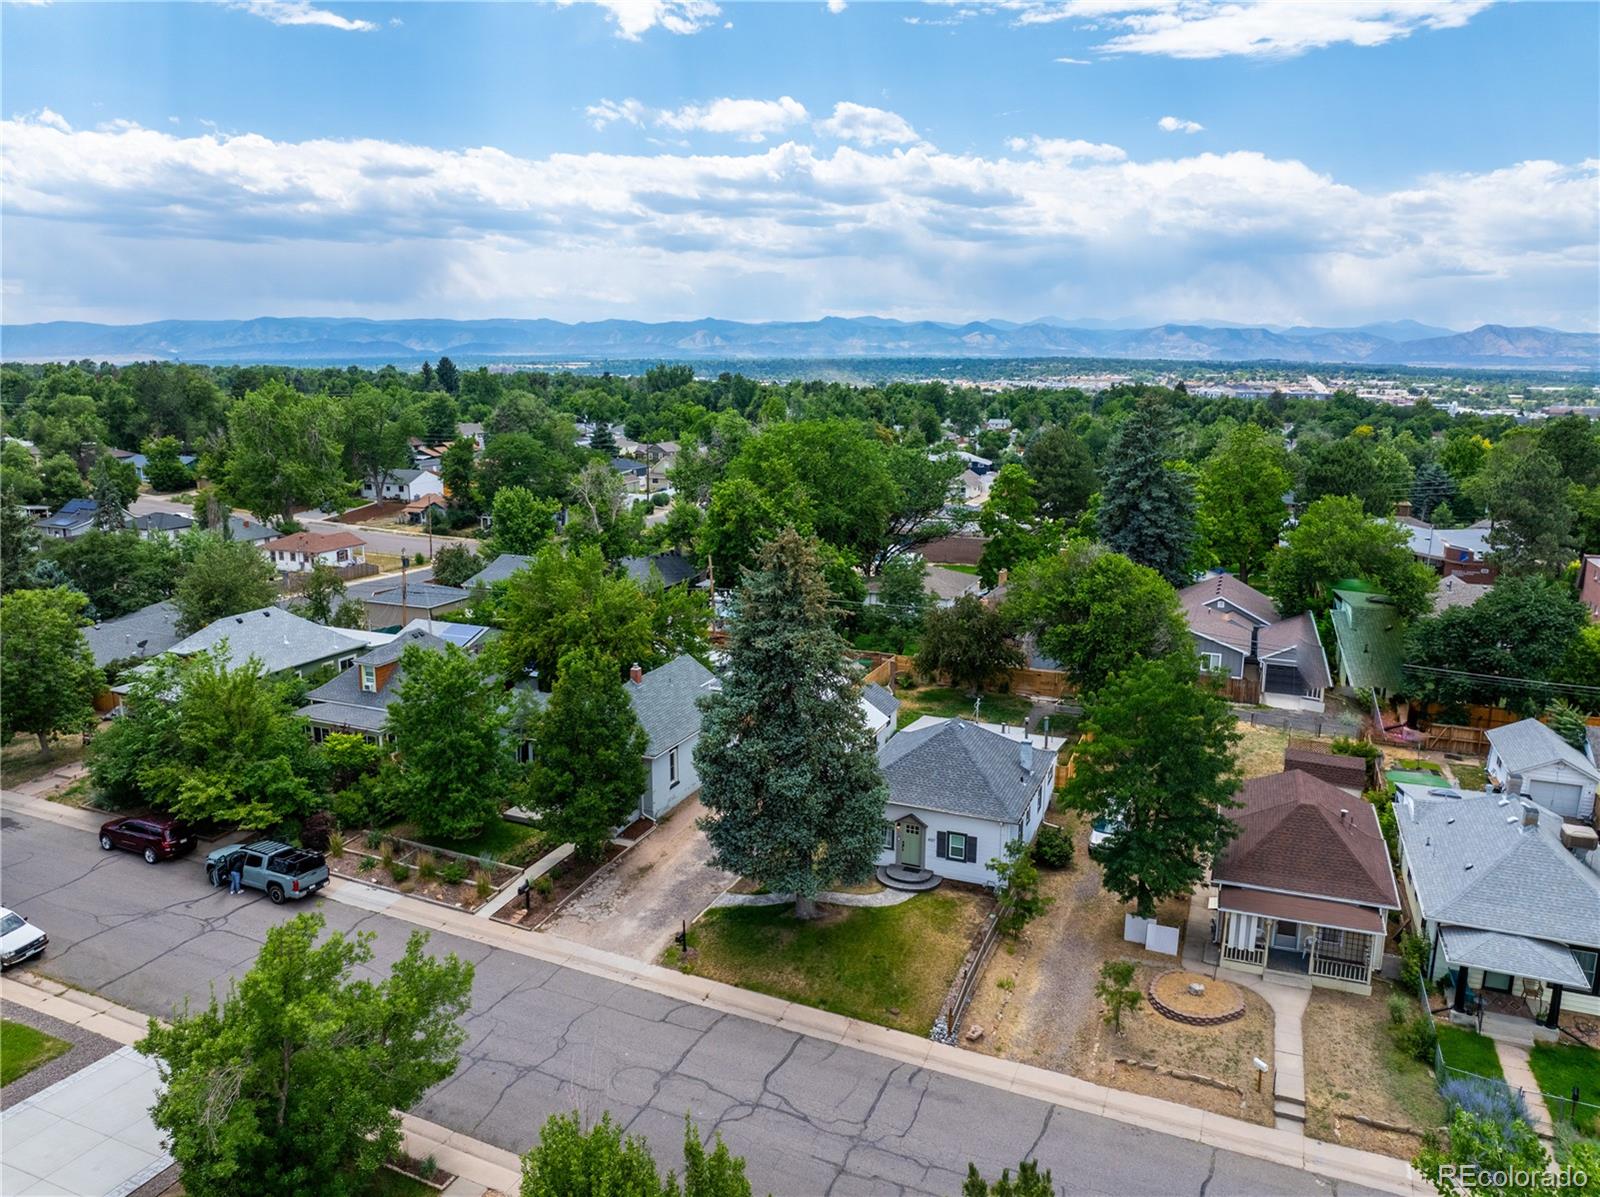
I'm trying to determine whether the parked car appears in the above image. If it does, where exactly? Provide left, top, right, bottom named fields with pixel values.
left=204, top=840, right=329, bottom=904
left=0, top=907, right=48, bottom=970
left=99, top=815, right=195, bottom=864
left=1088, top=815, right=1123, bottom=851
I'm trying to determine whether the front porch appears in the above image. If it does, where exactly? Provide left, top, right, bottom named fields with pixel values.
left=1218, top=908, right=1382, bottom=994
left=1436, top=926, right=1582, bottom=1044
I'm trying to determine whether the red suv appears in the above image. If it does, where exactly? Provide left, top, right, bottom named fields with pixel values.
left=99, top=816, right=195, bottom=864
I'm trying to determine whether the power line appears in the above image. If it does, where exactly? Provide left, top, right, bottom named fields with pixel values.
left=1400, top=663, right=1600, bottom=697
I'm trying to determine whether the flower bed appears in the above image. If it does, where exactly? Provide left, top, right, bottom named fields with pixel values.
left=491, top=842, right=628, bottom=928
left=328, top=830, right=525, bottom=912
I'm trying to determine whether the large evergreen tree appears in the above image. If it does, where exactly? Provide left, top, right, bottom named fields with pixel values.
left=1023, top=423, right=1096, bottom=522
left=1480, top=444, right=1577, bottom=578
left=695, top=529, right=888, bottom=919
left=1095, top=396, right=1196, bottom=585
left=1065, top=654, right=1241, bottom=918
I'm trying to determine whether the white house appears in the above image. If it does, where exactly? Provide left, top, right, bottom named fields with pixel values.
left=260, top=530, right=367, bottom=574
left=1484, top=718, right=1599, bottom=821
left=359, top=468, right=445, bottom=503
left=626, top=655, right=718, bottom=821
left=859, top=683, right=900, bottom=751
left=876, top=718, right=1056, bottom=889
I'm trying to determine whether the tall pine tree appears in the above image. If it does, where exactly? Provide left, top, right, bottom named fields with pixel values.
left=695, top=529, right=888, bottom=919
left=1096, top=395, right=1196, bottom=586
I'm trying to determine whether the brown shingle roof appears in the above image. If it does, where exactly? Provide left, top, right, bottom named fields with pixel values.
left=1212, top=771, right=1399, bottom=909
left=1215, top=887, right=1385, bottom=934
left=1283, top=747, right=1369, bottom=790
left=1178, top=575, right=1278, bottom=625
left=260, top=530, right=365, bottom=554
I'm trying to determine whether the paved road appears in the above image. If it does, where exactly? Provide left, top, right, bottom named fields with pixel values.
left=0, top=808, right=1381, bottom=1197
left=128, top=493, right=477, bottom=560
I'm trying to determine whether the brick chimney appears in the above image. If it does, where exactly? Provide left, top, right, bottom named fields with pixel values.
left=1395, top=500, right=1412, bottom=519
left=629, top=662, right=643, bottom=684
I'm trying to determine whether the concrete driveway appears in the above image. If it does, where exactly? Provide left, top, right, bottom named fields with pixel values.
left=542, top=796, right=735, bottom=963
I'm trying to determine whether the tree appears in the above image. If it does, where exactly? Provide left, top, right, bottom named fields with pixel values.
left=1480, top=445, right=1576, bottom=578
left=528, top=648, right=649, bottom=860
left=962, top=1160, right=1054, bottom=1197
left=1003, top=543, right=1188, bottom=694
left=90, top=456, right=132, bottom=530
left=0, top=491, right=41, bottom=593
left=490, top=486, right=560, bottom=556
left=1299, top=434, right=1414, bottom=516
left=387, top=644, right=510, bottom=840
left=564, top=459, right=645, bottom=562
left=696, top=529, right=888, bottom=919
left=1096, top=396, right=1196, bottom=586
left=1195, top=424, right=1291, bottom=583
left=440, top=437, right=479, bottom=512
left=916, top=594, right=1024, bottom=696
left=1095, top=961, right=1142, bottom=1035
left=89, top=648, right=321, bottom=825
left=1024, top=424, right=1096, bottom=522
left=435, top=356, right=460, bottom=395
left=1544, top=700, right=1589, bottom=752
left=1540, top=413, right=1600, bottom=487
left=877, top=444, right=962, bottom=569
left=1405, top=576, right=1587, bottom=713
left=589, top=422, right=618, bottom=456
left=977, top=464, right=1061, bottom=589
left=869, top=552, right=930, bottom=647
left=991, top=840, right=1050, bottom=936
left=1, top=438, right=44, bottom=504
left=42, top=530, right=180, bottom=619
left=431, top=543, right=483, bottom=588
left=1065, top=655, right=1241, bottom=918
left=173, top=533, right=280, bottom=635
left=1264, top=496, right=1437, bottom=620
left=520, top=1112, right=753, bottom=1197
left=292, top=561, right=346, bottom=626
left=138, top=913, right=473, bottom=1197
left=142, top=435, right=195, bottom=493
left=1409, top=461, right=1456, bottom=523
left=700, top=477, right=788, bottom=585
left=39, top=451, right=88, bottom=508
left=0, top=588, right=98, bottom=751
left=339, top=384, right=416, bottom=501
left=222, top=382, right=347, bottom=524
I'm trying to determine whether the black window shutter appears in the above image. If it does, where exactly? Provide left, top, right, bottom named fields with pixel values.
left=936, top=831, right=948, bottom=860
left=966, top=836, right=979, bottom=863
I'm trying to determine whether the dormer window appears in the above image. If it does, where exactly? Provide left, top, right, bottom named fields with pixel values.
left=359, top=665, right=377, bottom=693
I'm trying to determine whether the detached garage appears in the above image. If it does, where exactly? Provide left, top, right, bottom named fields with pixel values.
left=1485, top=718, right=1599, bottom=821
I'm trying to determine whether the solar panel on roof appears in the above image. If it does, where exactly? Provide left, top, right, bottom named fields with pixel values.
left=437, top=624, right=478, bottom=645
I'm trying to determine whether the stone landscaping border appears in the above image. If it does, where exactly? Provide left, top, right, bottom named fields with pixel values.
left=1147, top=970, right=1246, bottom=1027
left=0, top=998, right=122, bottom=1109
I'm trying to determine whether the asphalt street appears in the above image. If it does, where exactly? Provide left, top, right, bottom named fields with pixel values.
left=0, top=808, right=1382, bottom=1197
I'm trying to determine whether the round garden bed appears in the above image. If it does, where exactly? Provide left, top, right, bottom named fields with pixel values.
left=1147, top=970, right=1246, bottom=1026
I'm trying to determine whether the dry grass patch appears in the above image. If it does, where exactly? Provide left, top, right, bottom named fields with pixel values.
left=1234, top=723, right=1292, bottom=780
left=1303, top=982, right=1444, bottom=1158
left=1, top=738, right=87, bottom=789
left=1074, top=962, right=1276, bottom=1125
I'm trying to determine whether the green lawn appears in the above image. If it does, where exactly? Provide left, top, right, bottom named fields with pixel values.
left=391, top=818, right=546, bottom=863
left=1528, top=1042, right=1599, bottom=1133
left=669, top=892, right=988, bottom=1033
left=895, top=685, right=1033, bottom=730
left=360, top=1168, right=436, bottom=1197
left=1436, top=1023, right=1505, bottom=1080
left=1451, top=764, right=1489, bottom=791
left=938, top=563, right=980, bottom=575
left=1, top=1019, right=72, bottom=1087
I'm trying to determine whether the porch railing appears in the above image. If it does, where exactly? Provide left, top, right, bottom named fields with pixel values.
left=1309, top=954, right=1369, bottom=983
left=1222, top=944, right=1265, bottom=967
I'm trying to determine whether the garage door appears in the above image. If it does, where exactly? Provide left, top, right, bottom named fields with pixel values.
left=1527, top=779, right=1584, bottom=817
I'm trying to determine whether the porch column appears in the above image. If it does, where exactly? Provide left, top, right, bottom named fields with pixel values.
left=1262, top=919, right=1274, bottom=975
left=1543, top=984, right=1563, bottom=1029
left=1453, top=967, right=1469, bottom=1012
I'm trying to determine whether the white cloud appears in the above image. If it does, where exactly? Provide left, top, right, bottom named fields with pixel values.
left=815, top=103, right=919, bottom=147
left=559, top=0, right=721, bottom=40
left=1054, top=56, right=1092, bottom=64
left=989, top=1, right=1495, bottom=58
left=657, top=97, right=808, bottom=141
left=586, top=98, right=649, bottom=131
left=231, top=0, right=377, bottom=33
left=28, top=107, right=71, bottom=133
left=1157, top=115, right=1203, bottom=133
left=2, top=112, right=1593, bottom=330
left=826, top=0, right=847, bottom=12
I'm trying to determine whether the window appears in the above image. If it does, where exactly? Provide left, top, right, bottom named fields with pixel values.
left=338, top=656, right=355, bottom=671
left=518, top=739, right=534, bottom=764
left=883, top=822, right=896, bottom=850
left=947, top=832, right=969, bottom=861
left=359, top=665, right=377, bottom=693
left=245, top=854, right=264, bottom=869
left=1574, top=948, right=1599, bottom=992
left=1201, top=652, right=1224, bottom=673
left=312, top=725, right=327, bottom=743
left=669, top=746, right=679, bottom=786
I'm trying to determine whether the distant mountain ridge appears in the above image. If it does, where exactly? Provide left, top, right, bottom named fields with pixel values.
left=3, top=316, right=1595, bottom=369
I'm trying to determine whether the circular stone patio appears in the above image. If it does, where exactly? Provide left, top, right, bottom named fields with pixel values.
left=1147, top=970, right=1247, bottom=1027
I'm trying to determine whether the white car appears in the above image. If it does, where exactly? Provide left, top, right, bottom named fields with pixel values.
left=0, top=906, right=48, bottom=970
left=1089, top=816, right=1123, bottom=850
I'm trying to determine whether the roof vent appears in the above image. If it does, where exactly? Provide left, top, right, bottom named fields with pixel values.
left=1019, top=739, right=1033, bottom=772
left=235, top=617, right=244, bottom=624
left=1463, top=862, right=1473, bottom=870
left=1506, top=816, right=1519, bottom=824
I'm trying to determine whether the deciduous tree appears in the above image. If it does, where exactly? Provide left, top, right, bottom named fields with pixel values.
left=139, top=913, right=473, bottom=1197
left=292, top=561, right=346, bottom=626
left=1195, top=424, right=1291, bottom=583
left=490, top=486, right=560, bottom=557
left=431, top=543, right=484, bottom=588
left=0, top=587, right=99, bottom=752
left=42, top=530, right=179, bottom=619
left=142, top=435, right=195, bottom=493
left=222, top=382, right=347, bottom=524
left=1023, top=423, right=1096, bottom=522
left=1479, top=444, right=1577, bottom=578
left=1065, top=655, right=1241, bottom=918
left=1264, top=496, right=1436, bottom=620
left=977, top=464, right=1061, bottom=589
left=520, top=1112, right=753, bottom=1197
left=915, top=594, right=1024, bottom=696
left=696, top=530, right=888, bottom=919
left=173, top=532, right=280, bottom=635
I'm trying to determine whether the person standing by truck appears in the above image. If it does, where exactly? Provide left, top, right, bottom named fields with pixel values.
left=229, top=856, right=243, bottom=894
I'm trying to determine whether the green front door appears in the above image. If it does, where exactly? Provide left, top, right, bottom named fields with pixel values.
left=897, top=823, right=923, bottom=868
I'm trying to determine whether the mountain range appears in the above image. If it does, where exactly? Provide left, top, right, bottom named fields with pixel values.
left=3, top=317, right=1596, bottom=369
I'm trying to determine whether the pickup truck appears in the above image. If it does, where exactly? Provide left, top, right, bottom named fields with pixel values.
left=205, top=840, right=329, bottom=904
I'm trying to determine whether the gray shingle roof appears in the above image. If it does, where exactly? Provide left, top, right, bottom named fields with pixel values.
left=1395, top=791, right=1600, bottom=948
left=83, top=600, right=184, bottom=669
left=1438, top=927, right=1591, bottom=988
left=132, top=512, right=193, bottom=535
left=879, top=718, right=1058, bottom=825
left=621, top=552, right=699, bottom=588
left=360, top=581, right=472, bottom=610
left=167, top=607, right=368, bottom=676
left=862, top=682, right=900, bottom=721
left=627, top=655, right=717, bottom=756
left=298, top=629, right=450, bottom=731
left=473, top=553, right=533, bottom=586
left=1485, top=718, right=1599, bottom=781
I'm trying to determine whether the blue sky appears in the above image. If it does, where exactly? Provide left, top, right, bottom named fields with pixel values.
left=3, top=1, right=1597, bottom=330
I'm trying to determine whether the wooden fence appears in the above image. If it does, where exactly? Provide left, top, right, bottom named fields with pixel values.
left=279, top=561, right=380, bottom=591
left=1423, top=724, right=1489, bottom=754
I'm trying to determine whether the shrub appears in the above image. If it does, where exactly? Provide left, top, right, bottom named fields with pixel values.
left=366, top=829, right=386, bottom=850
left=1398, top=932, right=1431, bottom=990
left=477, top=852, right=497, bottom=874
left=389, top=860, right=412, bottom=884
left=1439, top=1074, right=1531, bottom=1139
left=474, top=870, right=494, bottom=900
left=1387, top=993, right=1412, bottom=1026
left=418, top=1155, right=439, bottom=1181
left=416, top=852, right=438, bottom=882
left=327, top=832, right=345, bottom=859
left=414, top=552, right=426, bottom=566
left=1033, top=823, right=1074, bottom=869
left=440, top=861, right=468, bottom=886
left=1391, top=1011, right=1439, bottom=1064
left=1330, top=737, right=1381, bottom=761
left=534, top=872, right=554, bottom=898
left=300, top=810, right=335, bottom=851
left=358, top=855, right=376, bottom=872
left=330, top=787, right=370, bottom=831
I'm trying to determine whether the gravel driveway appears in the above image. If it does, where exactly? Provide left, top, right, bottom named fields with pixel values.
left=541, top=795, right=735, bottom=963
